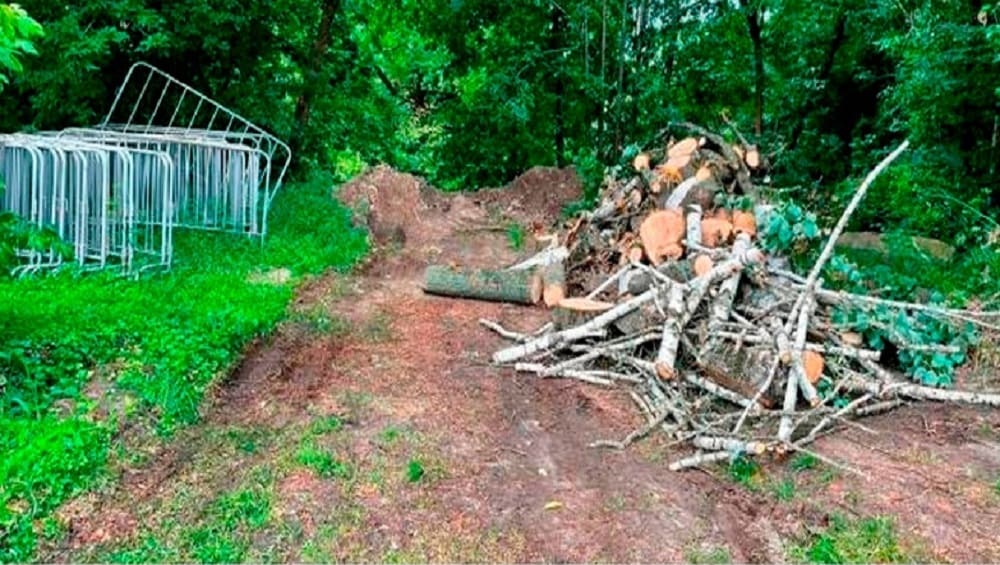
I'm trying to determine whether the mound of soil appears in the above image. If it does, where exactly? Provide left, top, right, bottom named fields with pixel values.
left=472, top=166, right=584, bottom=229
left=336, top=165, right=448, bottom=248
left=335, top=165, right=583, bottom=277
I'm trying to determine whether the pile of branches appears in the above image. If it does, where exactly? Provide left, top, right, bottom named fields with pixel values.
left=455, top=128, right=1000, bottom=472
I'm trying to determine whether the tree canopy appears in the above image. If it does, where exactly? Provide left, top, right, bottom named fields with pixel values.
left=1, top=0, right=999, bottom=239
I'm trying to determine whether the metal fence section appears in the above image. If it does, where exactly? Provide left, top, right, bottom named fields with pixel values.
left=0, top=134, right=175, bottom=276
left=99, top=62, right=291, bottom=237
left=0, top=62, right=291, bottom=276
left=58, top=128, right=267, bottom=235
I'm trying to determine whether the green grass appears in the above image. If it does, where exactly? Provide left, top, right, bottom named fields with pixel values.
left=771, top=478, right=797, bottom=502
left=296, top=444, right=352, bottom=480
left=789, top=515, right=910, bottom=564
left=506, top=222, right=525, bottom=251
left=727, top=455, right=762, bottom=490
left=0, top=171, right=369, bottom=561
left=406, top=459, right=425, bottom=483
left=791, top=453, right=819, bottom=472
left=684, top=545, right=732, bottom=564
left=290, top=306, right=351, bottom=336
left=183, top=486, right=272, bottom=563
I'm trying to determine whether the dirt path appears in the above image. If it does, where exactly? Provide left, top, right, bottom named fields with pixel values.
left=43, top=169, right=1000, bottom=563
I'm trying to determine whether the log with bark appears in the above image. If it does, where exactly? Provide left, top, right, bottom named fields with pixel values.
left=424, top=265, right=543, bottom=305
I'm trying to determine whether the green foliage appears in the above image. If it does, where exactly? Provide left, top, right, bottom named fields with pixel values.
left=291, top=307, right=350, bottom=336
left=506, top=223, right=525, bottom=251
left=0, top=416, right=107, bottom=562
left=790, top=515, right=909, bottom=564
left=685, top=545, right=733, bottom=564
left=0, top=3, right=42, bottom=88
left=727, top=455, right=761, bottom=489
left=570, top=148, right=606, bottom=204
left=309, top=415, right=344, bottom=435
left=296, top=444, right=351, bottom=480
left=760, top=201, right=822, bottom=268
left=378, top=425, right=402, bottom=446
left=406, top=459, right=425, bottom=483
left=184, top=487, right=271, bottom=564
left=771, top=478, right=796, bottom=502
left=828, top=265, right=977, bottom=387
left=0, top=173, right=368, bottom=561
left=791, top=453, right=819, bottom=472
left=103, top=534, right=177, bottom=564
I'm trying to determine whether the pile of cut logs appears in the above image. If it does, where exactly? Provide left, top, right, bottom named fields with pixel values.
left=423, top=126, right=1000, bottom=472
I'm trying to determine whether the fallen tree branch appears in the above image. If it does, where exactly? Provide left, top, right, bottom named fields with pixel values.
left=669, top=450, right=733, bottom=471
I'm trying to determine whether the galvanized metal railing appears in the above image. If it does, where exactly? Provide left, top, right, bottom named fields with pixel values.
left=0, top=62, right=292, bottom=277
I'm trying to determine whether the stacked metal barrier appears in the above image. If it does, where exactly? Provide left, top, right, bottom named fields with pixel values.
left=0, top=62, right=291, bottom=276
left=0, top=133, right=174, bottom=275
left=97, top=62, right=291, bottom=236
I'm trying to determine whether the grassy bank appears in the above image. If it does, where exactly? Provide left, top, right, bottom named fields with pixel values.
left=0, top=172, right=369, bottom=562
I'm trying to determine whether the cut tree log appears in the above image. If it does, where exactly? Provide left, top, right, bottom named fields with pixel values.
left=663, top=176, right=699, bottom=209
left=698, top=343, right=780, bottom=406
left=640, top=209, right=686, bottom=265
left=662, top=153, right=697, bottom=181
left=701, top=218, right=734, bottom=248
left=733, top=210, right=757, bottom=237
left=672, top=122, right=757, bottom=199
left=707, top=233, right=751, bottom=334
left=745, top=146, right=761, bottom=170
left=625, top=260, right=695, bottom=295
left=493, top=252, right=761, bottom=364
left=668, top=137, right=700, bottom=158
left=802, top=351, right=824, bottom=384
left=692, top=436, right=769, bottom=454
left=633, top=153, right=651, bottom=171
left=843, top=376, right=1000, bottom=407
left=508, top=246, right=568, bottom=271
left=693, top=255, right=714, bottom=277
left=424, top=265, right=543, bottom=305
left=590, top=176, right=642, bottom=223
left=669, top=450, right=732, bottom=471
left=542, top=261, right=567, bottom=307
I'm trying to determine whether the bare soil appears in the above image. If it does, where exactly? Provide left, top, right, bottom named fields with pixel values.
left=43, top=168, right=1000, bottom=563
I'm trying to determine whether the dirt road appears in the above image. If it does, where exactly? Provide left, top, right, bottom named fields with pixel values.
left=44, top=168, right=1000, bottom=563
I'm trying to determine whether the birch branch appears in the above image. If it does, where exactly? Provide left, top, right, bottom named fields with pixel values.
left=783, top=139, right=910, bottom=335
left=669, top=450, right=733, bottom=471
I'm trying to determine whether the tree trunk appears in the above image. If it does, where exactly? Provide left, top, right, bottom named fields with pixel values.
left=293, top=0, right=340, bottom=153
left=550, top=3, right=567, bottom=167
left=788, top=13, right=847, bottom=152
left=744, top=1, right=764, bottom=136
left=424, top=265, right=543, bottom=305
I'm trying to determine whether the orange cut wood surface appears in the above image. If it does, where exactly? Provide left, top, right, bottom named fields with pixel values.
left=700, top=218, right=734, bottom=248
left=640, top=209, right=687, bottom=264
